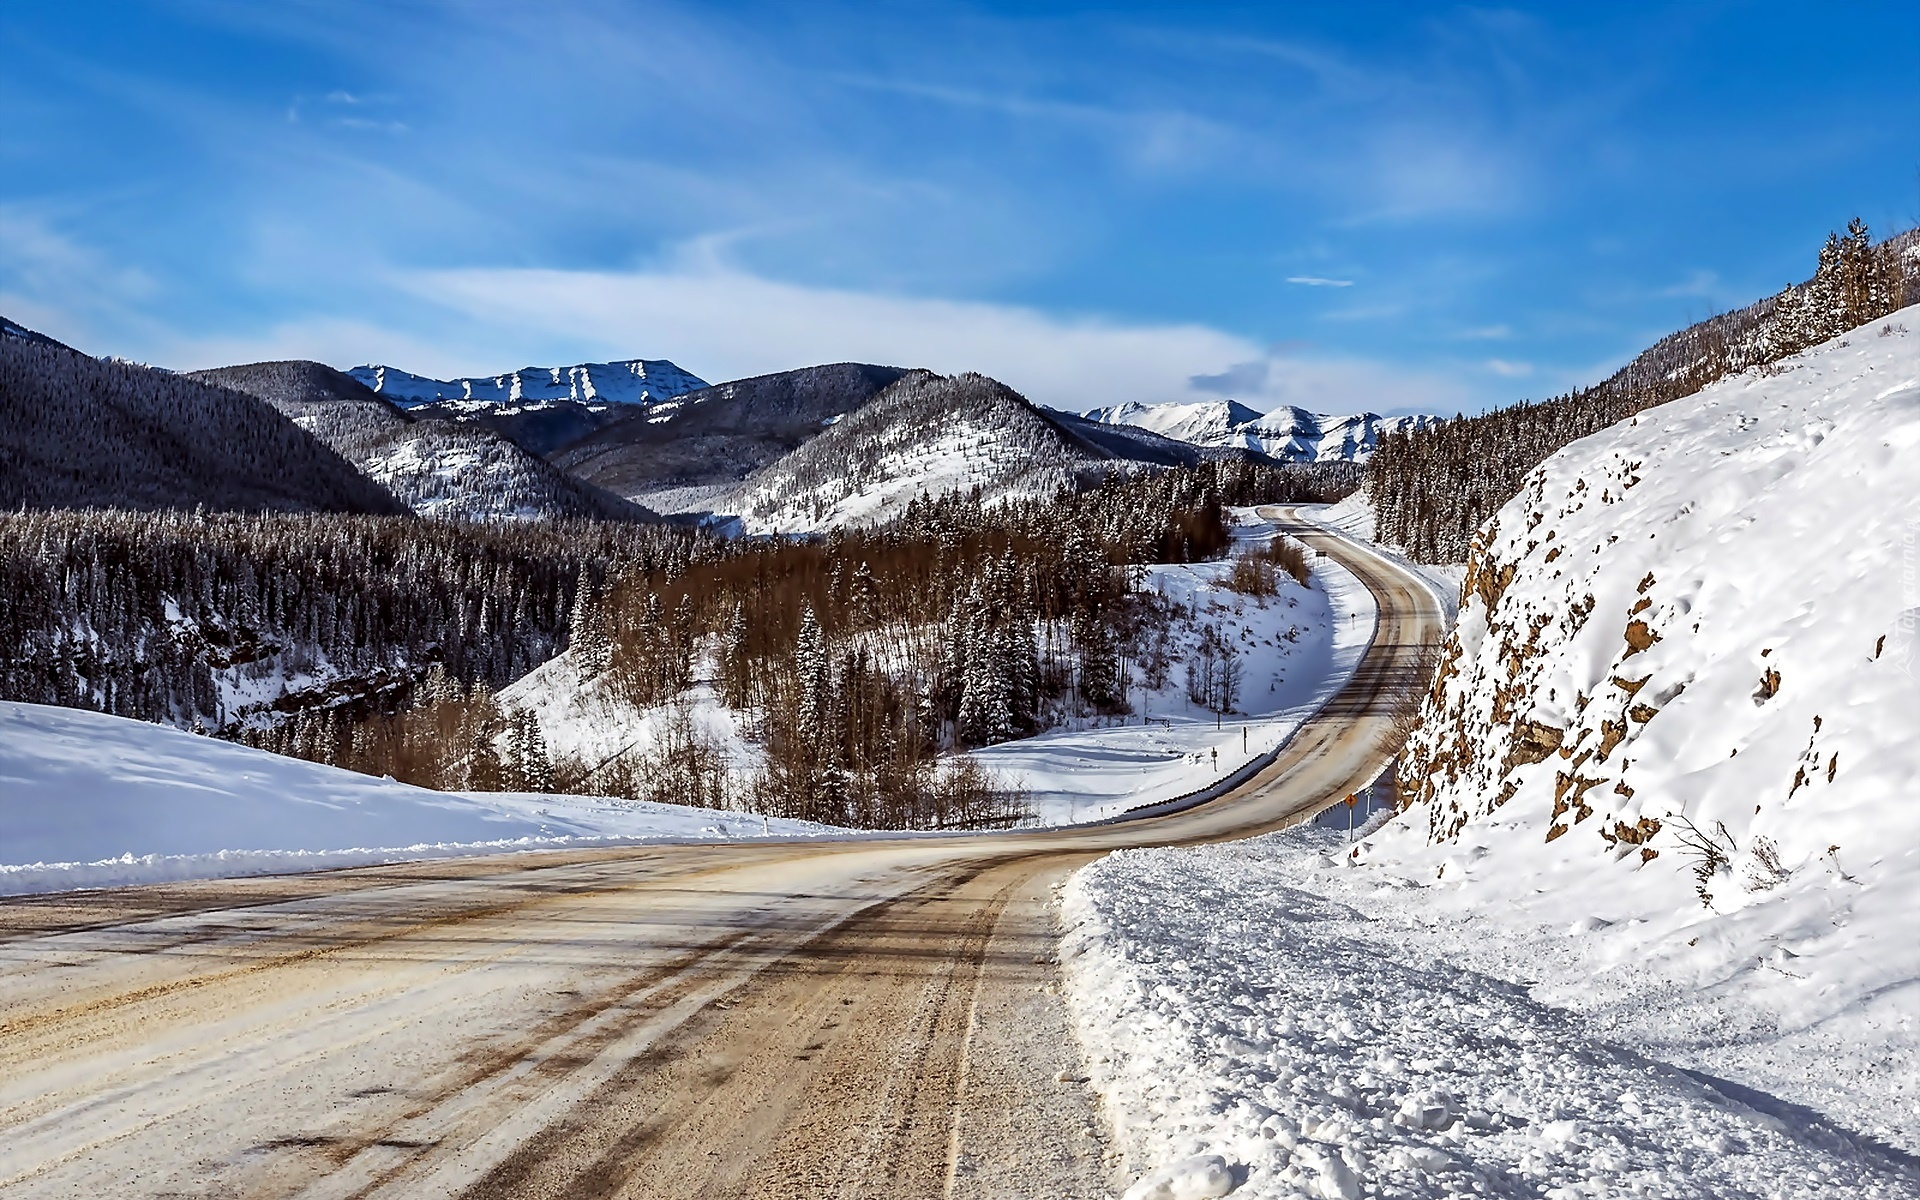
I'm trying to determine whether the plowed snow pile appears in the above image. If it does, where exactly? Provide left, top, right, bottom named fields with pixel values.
left=1064, top=311, right=1920, bottom=1198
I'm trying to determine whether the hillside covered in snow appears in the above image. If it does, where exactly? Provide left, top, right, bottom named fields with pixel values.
left=1080, top=398, right=1436, bottom=464
left=0, top=700, right=832, bottom=896
left=1370, top=307, right=1920, bottom=1145
left=727, top=371, right=1192, bottom=533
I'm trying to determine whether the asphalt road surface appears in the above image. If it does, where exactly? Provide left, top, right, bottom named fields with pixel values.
left=0, top=509, right=1448, bottom=1199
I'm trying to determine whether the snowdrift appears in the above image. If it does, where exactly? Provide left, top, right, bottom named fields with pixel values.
left=0, top=701, right=829, bottom=895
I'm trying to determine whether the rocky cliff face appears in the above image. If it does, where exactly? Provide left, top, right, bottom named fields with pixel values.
left=1400, top=308, right=1920, bottom=916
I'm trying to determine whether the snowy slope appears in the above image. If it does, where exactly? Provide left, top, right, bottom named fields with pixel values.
left=724, top=371, right=1121, bottom=534
left=1344, top=309, right=1920, bottom=1149
left=348, top=359, right=707, bottom=408
left=0, top=701, right=832, bottom=896
left=1081, top=399, right=1436, bottom=463
left=974, top=513, right=1374, bottom=825
left=497, top=652, right=765, bottom=784
left=190, top=360, right=648, bottom=522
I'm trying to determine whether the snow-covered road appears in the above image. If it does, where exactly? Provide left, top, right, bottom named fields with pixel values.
left=0, top=509, right=1447, bottom=1199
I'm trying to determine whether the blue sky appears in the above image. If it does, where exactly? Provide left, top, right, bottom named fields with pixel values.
left=3, top=1, right=1915, bottom=415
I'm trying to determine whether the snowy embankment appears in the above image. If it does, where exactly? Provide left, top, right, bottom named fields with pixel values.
left=1061, top=312, right=1920, bottom=1197
left=1064, top=832, right=1920, bottom=1200
left=976, top=509, right=1375, bottom=826
left=0, top=701, right=832, bottom=897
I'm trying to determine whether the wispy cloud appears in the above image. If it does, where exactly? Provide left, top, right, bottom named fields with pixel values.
left=119, top=230, right=1472, bottom=416
left=1455, top=323, right=1513, bottom=340
left=1286, top=275, right=1354, bottom=287
left=1484, top=357, right=1533, bottom=378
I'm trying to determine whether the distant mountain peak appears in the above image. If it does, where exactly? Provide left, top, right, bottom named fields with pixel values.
left=346, top=358, right=709, bottom=409
left=1079, top=397, right=1436, bottom=463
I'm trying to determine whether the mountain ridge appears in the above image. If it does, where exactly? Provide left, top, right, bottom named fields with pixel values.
left=0, top=322, right=405, bottom=516
left=1080, top=398, right=1436, bottom=463
left=348, top=358, right=708, bottom=409
left=190, top=360, right=653, bottom=522
left=549, top=362, right=913, bottom=512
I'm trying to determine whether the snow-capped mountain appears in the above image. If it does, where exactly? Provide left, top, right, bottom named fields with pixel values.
left=192, top=360, right=650, bottom=522
left=1079, top=398, right=1436, bottom=463
left=348, top=359, right=708, bottom=409
left=1363, top=306, right=1920, bottom=1139
left=724, top=371, right=1127, bottom=534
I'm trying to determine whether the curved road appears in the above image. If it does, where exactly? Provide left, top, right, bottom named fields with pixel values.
left=0, top=510, right=1447, bottom=1199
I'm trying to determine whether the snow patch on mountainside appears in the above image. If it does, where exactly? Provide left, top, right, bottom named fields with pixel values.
left=1081, top=400, right=1436, bottom=464
left=349, top=359, right=708, bottom=408
left=732, top=418, right=1044, bottom=533
left=497, top=653, right=765, bottom=782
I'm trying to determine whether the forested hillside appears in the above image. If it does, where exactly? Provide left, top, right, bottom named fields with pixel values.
left=0, top=510, right=698, bottom=738
left=1367, top=221, right=1920, bottom=562
left=0, top=458, right=1336, bottom=829
left=505, top=460, right=1331, bottom=827
left=0, top=333, right=405, bottom=515
left=191, top=360, right=652, bottom=522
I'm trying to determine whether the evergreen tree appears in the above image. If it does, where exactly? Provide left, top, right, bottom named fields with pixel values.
left=1074, top=608, right=1124, bottom=712
left=569, top=569, right=612, bottom=677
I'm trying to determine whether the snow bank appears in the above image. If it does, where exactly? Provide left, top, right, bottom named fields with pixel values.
left=1063, top=830, right=1920, bottom=1199
left=0, top=701, right=830, bottom=896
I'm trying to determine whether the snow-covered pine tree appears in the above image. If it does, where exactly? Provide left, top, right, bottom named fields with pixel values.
left=1074, top=608, right=1124, bottom=712
left=795, top=603, right=830, bottom=748
left=514, top=707, right=554, bottom=793
left=720, top=601, right=753, bottom=710
left=1805, top=232, right=1845, bottom=343
left=568, top=568, right=612, bottom=677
